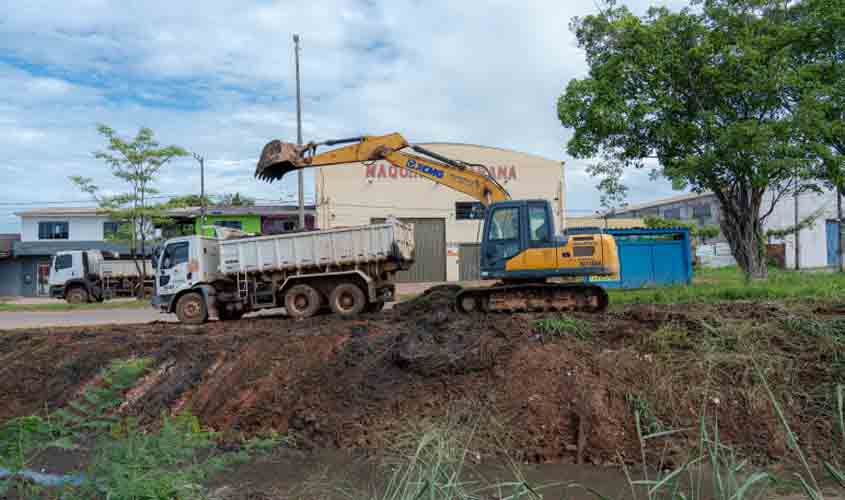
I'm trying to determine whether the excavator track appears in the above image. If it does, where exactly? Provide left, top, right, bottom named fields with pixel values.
left=455, top=283, right=609, bottom=314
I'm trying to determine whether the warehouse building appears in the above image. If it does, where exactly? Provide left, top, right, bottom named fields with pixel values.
left=314, top=143, right=566, bottom=282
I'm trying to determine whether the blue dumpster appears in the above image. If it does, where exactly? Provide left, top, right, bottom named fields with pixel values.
left=585, top=227, right=693, bottom=289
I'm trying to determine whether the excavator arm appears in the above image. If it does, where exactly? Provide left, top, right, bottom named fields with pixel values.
left=255, top=133, right=510, bottom=206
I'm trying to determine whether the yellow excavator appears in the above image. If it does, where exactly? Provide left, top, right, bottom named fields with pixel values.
left=255, top=133, right=619, bottom=313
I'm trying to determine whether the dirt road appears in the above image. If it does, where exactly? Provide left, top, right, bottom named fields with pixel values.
left=0, top=307, right=173, bottom=329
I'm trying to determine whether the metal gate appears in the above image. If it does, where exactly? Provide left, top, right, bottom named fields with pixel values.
left=828, top=220, right=841, bottom=267
left=458, top=243, right=481, bottom=281
left=372, top=218, right=446, bottom=282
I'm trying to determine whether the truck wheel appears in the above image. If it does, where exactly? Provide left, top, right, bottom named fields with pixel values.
left=284, top=284, right=321, bottom=319
left=66, top=287, right=89, bottom=304
left=329, top=283, right=366, bottom=317
left=175, top=292, right=208, bottom=325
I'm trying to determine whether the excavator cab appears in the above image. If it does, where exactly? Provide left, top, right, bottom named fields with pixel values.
left=479, top=199, right=618, bottom=281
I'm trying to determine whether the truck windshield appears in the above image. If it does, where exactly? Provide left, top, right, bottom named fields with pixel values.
left=161, top=242, right=189, bottom=269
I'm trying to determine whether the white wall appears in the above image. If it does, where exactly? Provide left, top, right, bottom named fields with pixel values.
left=763, top=189, right=837, bottom=269
left=21, top=216, right=111, bottom=242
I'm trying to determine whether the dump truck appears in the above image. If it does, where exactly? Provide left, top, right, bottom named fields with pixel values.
left=49, top=250, right=154, bottom=303
left=151, top=221, right=415, bottom=324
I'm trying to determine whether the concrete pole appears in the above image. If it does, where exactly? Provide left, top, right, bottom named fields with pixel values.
left=193, top=153, right=206, bottom=229
left=294, top=34, right=305, bottom=230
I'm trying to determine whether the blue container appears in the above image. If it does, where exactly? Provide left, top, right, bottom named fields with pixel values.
left=586, top=227, right=692, bottom=289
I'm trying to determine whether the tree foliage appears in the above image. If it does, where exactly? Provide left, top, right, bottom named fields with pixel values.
left=643, top=216, right=721, bottom=241
left=558, top=0, right=831, bottom=280
left=71, top=125, right=187, bottom=293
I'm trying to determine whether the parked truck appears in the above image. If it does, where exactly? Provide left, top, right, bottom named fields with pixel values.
left=151, top=221, right=415, bottom=324
left=49, top=250, right=154, bottom=303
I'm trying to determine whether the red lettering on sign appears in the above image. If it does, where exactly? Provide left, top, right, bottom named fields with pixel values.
left=509, top=165, right=517, bottom=180
left=388, top=166, right=397, bottom=178
left=377, top=164, right=386, bottom=178
left=366, top=164, right=376, bottom=177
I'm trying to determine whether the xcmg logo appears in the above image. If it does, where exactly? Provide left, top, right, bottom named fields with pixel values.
left=405, top=159, right=444, bottom=178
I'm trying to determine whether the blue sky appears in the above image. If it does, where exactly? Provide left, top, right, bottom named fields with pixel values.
left=0, top=0, right=681, bottom=234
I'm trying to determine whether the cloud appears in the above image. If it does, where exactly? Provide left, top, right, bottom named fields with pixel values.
left=0, top=0, right=681, bottom=233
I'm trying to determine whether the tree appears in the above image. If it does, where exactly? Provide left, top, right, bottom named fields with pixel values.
left=163, top=194, right=214, bottom=208
left=71, top=125, right=188, bottom=296
left=792, top=0, right=845, bottom=270
left=558, top=0, right=813, bottom=280
left=219, top=192, right=255, bottom=207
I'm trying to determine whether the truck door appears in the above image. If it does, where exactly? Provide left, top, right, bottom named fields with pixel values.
left=526, top=202, right=557, bottom=269
left=49, top=253, right=75, bottom=287
left=481, top=205, right=522, bottom=274
left=158, top=241, right=190, bottom=295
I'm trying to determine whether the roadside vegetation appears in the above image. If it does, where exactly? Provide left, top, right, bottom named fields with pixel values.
left=609, top=266, right=845, bottom=306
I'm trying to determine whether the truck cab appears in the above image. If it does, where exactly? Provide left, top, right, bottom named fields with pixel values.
left=48, top=250, right=104, bottom=303
left=152, top=236, right=221, bottom=320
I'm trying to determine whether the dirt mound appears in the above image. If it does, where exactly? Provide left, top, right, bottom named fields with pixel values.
left=1, top=301, right=841, bottom=465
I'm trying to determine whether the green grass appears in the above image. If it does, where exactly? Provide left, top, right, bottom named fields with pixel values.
left=0, top=299, right=152, bottom=313
left=534, top=314, right=592, bottom=341
left=609, top=266, right=845, bottom=305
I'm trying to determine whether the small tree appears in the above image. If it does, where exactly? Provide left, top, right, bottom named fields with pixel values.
left=71, top=125, right=187, bottom=296
left=219, top=192, right=255, bottom=207
left=559, top=0, right=816, bottom=280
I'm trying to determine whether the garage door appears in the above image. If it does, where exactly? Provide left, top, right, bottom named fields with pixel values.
left=372, top=218, right=446, bottom=282
left=459, top=243, right=481, bottom=281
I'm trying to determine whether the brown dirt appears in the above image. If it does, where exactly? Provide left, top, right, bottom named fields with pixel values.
left=0, top=294, right=842, bottom=466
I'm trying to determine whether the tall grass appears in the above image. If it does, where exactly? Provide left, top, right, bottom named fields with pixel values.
left=609, top=267, right=845, bottom=305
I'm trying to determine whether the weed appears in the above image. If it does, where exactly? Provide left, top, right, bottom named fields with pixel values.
left=641, top=324, right=693, bottom=352
left=534, top=314, right=591, bottom=341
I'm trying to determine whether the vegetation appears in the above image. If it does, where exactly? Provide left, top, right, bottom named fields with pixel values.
left=534, top=314, right=591, bottom=341
left=558, top=0, right=844, bottom=280
left=0, top=358, right=279, bottom=499
left=164, top=192, right=256, bottom=208
left=610, top=266, right=845, bottom=305
left=70, top=125, right=188, bottom=296
left=643, top=216, right=720, bottom=242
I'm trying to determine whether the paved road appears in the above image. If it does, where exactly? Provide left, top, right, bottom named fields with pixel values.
left=0, top=307, right=176, bottom=330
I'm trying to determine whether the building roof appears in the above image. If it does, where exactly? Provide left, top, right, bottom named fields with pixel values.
left=567, top=217, right=645, bottom=229
left=605, top=192, right=715, bottom=215
left=16, top=205, right=317, bottom=219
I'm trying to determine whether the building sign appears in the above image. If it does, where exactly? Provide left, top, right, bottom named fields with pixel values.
left=365, top=161, right=518, bottom=181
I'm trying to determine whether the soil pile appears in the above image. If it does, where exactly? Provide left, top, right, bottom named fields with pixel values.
left=1, top=299, right=842, bottom=465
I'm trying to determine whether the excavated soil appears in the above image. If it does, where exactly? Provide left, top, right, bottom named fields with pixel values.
left=1, top=292, right=843, bottom=465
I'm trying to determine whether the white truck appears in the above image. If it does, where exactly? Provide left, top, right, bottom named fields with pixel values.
left=49, top=250, right=154, bottom=303
left=151, top=221, right=415, bottom=324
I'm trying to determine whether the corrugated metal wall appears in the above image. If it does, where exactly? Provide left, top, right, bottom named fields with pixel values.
left=0, top=259, right=22, bottom=296
left=373, top=218, right=446, bottom=282
left=458, top=244, right=481, bottom=281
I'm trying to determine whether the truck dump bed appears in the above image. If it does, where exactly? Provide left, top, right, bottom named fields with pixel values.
left=101, top=260, right=152, bottom=278
left=218, top=222, right=414, bottom=275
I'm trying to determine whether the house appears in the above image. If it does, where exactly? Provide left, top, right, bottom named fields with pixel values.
left=606, top=190, right=842, bottom=269
left=0, top=204, right=318, bottom=297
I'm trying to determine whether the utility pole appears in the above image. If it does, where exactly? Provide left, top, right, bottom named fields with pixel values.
left=293, top=34, right=305, bottom=230
left=193, top=152, right=206, bottom=229
left=794, top=175, right=800, bottom=270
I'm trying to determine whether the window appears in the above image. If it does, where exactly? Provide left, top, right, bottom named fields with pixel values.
left=103, top=221, right=121, bottom=239
left=38, top=221, right=68, bottom=240
left=488, top=207, right=519, bottom=241
left=54, top=254, right=72, bottom=270
left=456, top=202, right=486, bottom=220
left=692, top=205, right=712, bottom=219
left=528, top=206, right=550, bottom=243
left=663, top=208, right=681, bottom=220
left=161, top=242, right=189, bottom=269
left=214, top=220, right=242, bottom=230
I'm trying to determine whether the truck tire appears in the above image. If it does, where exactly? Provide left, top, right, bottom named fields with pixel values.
left=175, top=292, right=208, bottom=325
left=66, top=286, right=89, bottom=304
left=284, top=284, right=321, bottom=319
left=328, top=283, right=366, bottom=317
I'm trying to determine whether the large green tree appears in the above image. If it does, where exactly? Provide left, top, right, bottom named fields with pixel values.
left=71, top=125, right=188, bottom=294
left=559, top=0, right=813, bottom=279
left=793, top=0, right=845, bottom=269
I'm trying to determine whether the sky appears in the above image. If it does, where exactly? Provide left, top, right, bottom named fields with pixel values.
left=0, top=0, right=684, bottom=234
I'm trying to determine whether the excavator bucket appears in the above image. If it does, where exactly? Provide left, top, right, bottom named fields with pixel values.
left=255, top=140, right=307, bottom=182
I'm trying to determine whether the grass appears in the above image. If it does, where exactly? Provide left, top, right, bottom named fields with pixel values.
left=0, top=358, right=280, bottom=499
left=610, top=266, right=845, bottom=305
left=534, top=314, right=591, bottom=341
left=0, top=298, right=152, bottom=313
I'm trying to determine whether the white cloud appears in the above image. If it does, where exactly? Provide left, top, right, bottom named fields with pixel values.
left=0, top=0, right=682, bottom=233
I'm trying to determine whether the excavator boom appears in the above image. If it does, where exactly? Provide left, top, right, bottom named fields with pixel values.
left=256, top=133, right=510, bottom=206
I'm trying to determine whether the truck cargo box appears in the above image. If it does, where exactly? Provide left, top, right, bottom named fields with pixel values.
left=218, top=222, right=414, bottom=275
